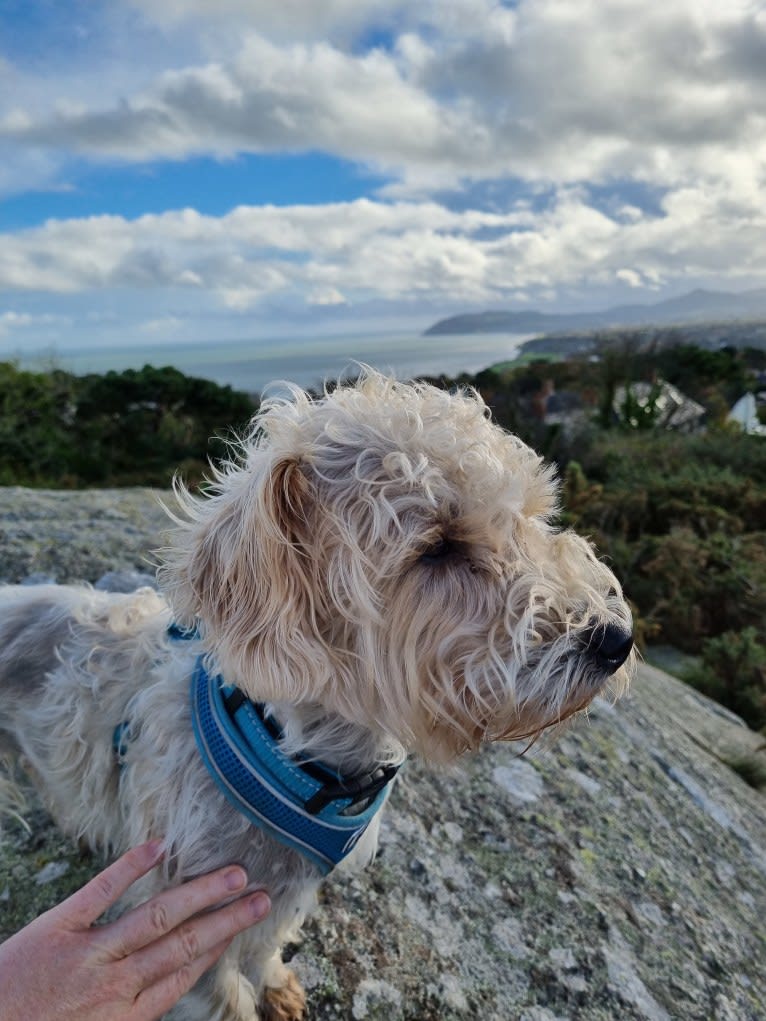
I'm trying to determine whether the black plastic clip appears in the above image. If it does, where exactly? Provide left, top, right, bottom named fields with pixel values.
left=303, top=763, right=400, bottom=816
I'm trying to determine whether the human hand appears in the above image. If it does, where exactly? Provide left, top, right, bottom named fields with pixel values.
left=0, top=839, right=270, bottom=1021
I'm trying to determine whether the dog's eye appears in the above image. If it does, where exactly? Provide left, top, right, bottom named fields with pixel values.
left=420, top=538, right=455, bottom=563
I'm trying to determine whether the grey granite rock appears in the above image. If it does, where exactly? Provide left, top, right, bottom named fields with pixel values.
left=1, top=486, right=765, bottom=1020
left=95, top=569, right=159, bottom=592
left=0, top=485, right=173, bottom=585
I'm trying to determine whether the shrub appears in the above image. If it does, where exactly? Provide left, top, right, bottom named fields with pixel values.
left=683, top=629, right=766, bottom=733
left=0, top=362, right=256, bottom=488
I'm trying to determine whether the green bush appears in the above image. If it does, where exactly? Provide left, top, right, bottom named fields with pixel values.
left=0, top=362, right=256, bottom=488
left=555, top=431, right=766, bottom=730
left=683, top=629, right=766, bottom=733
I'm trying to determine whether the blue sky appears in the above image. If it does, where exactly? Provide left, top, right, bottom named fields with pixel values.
left=1, top=153, right=388, bottom=228
left=2, top=0, right=766, bottom=352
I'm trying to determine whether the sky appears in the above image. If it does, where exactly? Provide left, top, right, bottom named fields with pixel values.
left=1, top=0, right=766, bottom=352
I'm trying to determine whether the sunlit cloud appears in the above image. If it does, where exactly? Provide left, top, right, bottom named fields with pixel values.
left=1, top=0, right=765, bottom=348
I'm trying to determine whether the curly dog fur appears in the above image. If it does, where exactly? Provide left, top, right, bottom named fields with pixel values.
left=0, top=371, right=634, bottom=1019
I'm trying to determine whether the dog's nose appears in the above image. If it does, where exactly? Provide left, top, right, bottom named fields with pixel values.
left=582, top=621, right=633, bottom=674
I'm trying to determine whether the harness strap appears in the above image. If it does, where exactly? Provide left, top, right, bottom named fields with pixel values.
left=191, top=659, right=399, bottom=874
left=112, top=622, right=401, bottom=874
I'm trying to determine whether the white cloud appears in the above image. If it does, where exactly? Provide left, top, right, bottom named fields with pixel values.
left=0, top=311, right=34, bottom=331
left=126, top=0, right=401, bottom=41
left=0, top=310, right=66, bottom=337
left=3, top=0, right=765, bottom=195
left=2, top=181, right=765, bottom=320
left=138, top=315, right=183, bottom=334
left=308, top=287, right=347, bottom=306
left=2, top=35, right=460, bottom=176
left=3, top=0, right=766, bottom=336
left=616, top=269, right=644, bottom=289
left=0, top=201, right=528, bottom=304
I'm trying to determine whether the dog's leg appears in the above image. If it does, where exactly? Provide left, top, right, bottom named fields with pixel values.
left=259, top=955, right=306, bottom=1021
left=171, top=958, right=306, bottom=1021
left=217, top=961, right=260, bottom=1021
left=178, top=956, right=259, bottom=1021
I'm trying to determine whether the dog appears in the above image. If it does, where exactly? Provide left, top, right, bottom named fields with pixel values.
left=0, top=371, right=634, bottom=1020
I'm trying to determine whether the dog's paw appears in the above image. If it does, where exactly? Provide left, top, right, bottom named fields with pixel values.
left=260, top=969, right=306, bottom=1021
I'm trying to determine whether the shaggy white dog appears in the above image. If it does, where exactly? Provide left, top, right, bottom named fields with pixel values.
left=0, top=372, right=634, bottom=1020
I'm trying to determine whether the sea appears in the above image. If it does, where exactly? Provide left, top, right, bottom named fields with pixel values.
left=14, top=331, right=532, bottom=396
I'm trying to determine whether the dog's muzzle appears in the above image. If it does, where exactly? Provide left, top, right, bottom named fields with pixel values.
left=581, top=621, right=634, bottom=675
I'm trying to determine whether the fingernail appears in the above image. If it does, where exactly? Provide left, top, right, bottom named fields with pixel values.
left=146, top=838, right=166, bottom=863
left=224, top=867, right=247, bottom=892
left=249, top=892, right=270, bottom=920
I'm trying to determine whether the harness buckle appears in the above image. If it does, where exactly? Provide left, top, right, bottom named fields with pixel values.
left=303, top=764, right=399, bottom=816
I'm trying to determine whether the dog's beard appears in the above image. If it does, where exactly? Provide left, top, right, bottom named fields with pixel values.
left=160, top=370, right=634, bottom=768
left=350, top=557, right=634, bottom=764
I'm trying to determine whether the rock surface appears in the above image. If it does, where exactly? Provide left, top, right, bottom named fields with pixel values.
left=1, top=486, right=765, bottom=1020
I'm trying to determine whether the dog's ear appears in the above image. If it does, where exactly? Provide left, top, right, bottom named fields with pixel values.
left=162, top=453, right=332, bottom=701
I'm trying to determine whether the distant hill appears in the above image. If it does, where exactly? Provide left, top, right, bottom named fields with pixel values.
left=424, top=287, right=766, bottom=335
left=512, top=318, right=766, bottom=359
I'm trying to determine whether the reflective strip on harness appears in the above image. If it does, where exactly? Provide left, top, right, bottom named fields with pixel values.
left=189, top=658, right=398, bottom=874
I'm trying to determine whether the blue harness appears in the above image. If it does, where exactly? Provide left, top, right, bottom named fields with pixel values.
left=118, top=625, right=400, bottom=875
